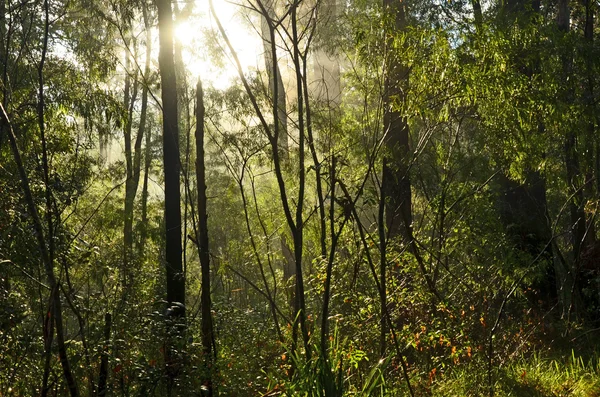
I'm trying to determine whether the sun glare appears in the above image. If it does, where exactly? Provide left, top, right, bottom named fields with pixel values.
left=173, top=1, right=262, bottom=90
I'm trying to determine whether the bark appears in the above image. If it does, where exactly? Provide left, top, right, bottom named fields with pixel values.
left=303, top=4, right=330, bottom=261
left=380, top=0, right=412, bottom=356
left=303, top=69, right=327, bottom=261
left=156, top=0, right=185, bottom=310
left=0, top=0, right=8, bottom=147
left=378, top=170, right=388, bottom=357
left=320, top=157, right=336, bottom=355
left=195, top=79, right=215, bottom=394
left=472, top=0, right=483, bottom=28
left=156, top=0, right=185, bottom=389
left=290, top=1, right=310, bottom=361
left=173, top=1, right=190, bottom=141
left=587, top=2, right=599, bottom=197
left=139, top=121, right=152, bottom=253
left=138, top=6, right=153, bottom=255
left=122, top=32, right=140, bottom=288
left=319, top=158, right=353, bottom=361
left=382, top=0, right=412, bottom=242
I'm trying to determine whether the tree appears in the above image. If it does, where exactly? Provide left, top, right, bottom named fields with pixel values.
left=156, top=0, right=185, bottom=390
left=194, top=78, right=216, bottom=394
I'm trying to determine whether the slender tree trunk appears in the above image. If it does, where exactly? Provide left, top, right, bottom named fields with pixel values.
left=290, top=1, right=310, bottom=361
left=136, top=6, right=152, bottom=256
left=303, top=78, right=327, bottom=261
left=0, top=0, right=9, bottom=148
left=378, top=168, right=388, bottom=357
left=36, top=2, right=78, bottom=394
left=139, top=124, right=152, bottom=253
left=320, top=157, right=336, bottom=355
left=123, top=33, right=140, bottom=288
left=195, top=79, right=216, bottom=395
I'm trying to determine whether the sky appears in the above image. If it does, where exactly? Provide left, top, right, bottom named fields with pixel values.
left=173, top=0, right=263, bottom=89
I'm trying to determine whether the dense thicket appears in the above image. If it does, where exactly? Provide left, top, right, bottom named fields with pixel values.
left=1, top=0, right=600, bottom=395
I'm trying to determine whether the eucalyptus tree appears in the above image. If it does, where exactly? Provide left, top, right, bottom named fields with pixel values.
left=156, top=0, right=185, bottom=391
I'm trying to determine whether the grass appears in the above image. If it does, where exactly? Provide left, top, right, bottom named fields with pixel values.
left=432, top=351, right=600, bottom=397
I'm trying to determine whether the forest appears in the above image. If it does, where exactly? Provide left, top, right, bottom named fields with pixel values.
left=1, top=0, right=600, bottom=395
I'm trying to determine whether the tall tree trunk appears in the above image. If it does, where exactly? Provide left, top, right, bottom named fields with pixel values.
left=558, top=0, right=584, bottom=318
left=0, top=0, right=6, bottom=147
left=195, top=78, right=216, bottom=395
left=382, top=0, right=412, bottom=242
left=290, top=0, right=310, bottom=361
left=37, top=2, right=78, bottom=395
left=156, top=0, right=185, bottom=390
left=137, top=6, right=153, bottom=256
left=380, top=0, right=413, bottom=355
left=139, top=121, right=152, bottom=253
left=320, top=156, right=336, bottom=355
left=378, top=171, right=388, bottom=357
left=156, top=0, right=185, bottom=310
left=123, top=33, right=140, bottom=288
left=472, top=0, right=483, bottom=29
left=173, top=1, right=191, bottom=146
left=125, top=7, right=151, bottom=271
